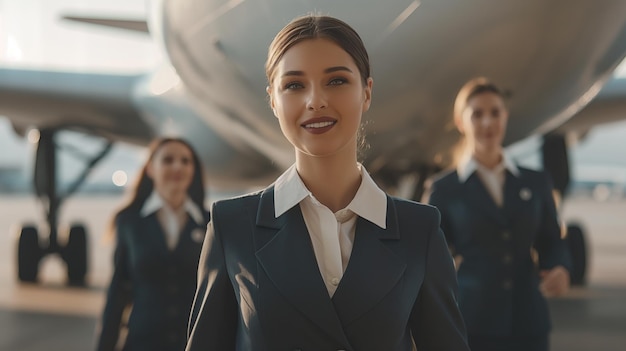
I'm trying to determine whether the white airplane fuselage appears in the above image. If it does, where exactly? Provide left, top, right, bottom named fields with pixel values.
left=151, top=0, right=626, bottom=187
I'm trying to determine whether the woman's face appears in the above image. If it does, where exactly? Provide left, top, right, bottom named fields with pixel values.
left=268, top=38, right=372, bottom=159
left=147, top=141, right=195, bottom=196
left=458, top=92, right=508, bottom=153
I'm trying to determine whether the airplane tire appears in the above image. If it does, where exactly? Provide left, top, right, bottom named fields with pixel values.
left=17, top=225, right=41, bottom=282
left=566, top=223, right=587, bottom=286
left=65, top=224, right=88, bottom=286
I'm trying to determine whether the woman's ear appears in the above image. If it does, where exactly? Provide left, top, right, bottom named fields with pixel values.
left=454, top=118, right=464, bottom=134
left=362, top=77, right=373, bottom=112
left=266, top=86, right=277, bottom=118
left=146, top=162, right=154, bottom=179
left=454, top=115, right=465, bottom=135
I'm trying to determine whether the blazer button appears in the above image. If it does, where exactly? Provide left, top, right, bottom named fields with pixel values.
left=502, top=254, right=513, bottom=264
left=502, top=279, right=513, bottom=290
left=167, top=284, right=179, bottom=295
left=168, top=306, right=179, bottom=317
left=167, top=332, right=178, bottom=343
left=502, top=231, right=512, bottom=240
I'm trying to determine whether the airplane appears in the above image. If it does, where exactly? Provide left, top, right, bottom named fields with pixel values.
left=1, top=0, right=626, bottom=287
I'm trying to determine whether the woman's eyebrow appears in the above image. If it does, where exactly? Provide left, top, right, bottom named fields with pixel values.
left=281, top=66, right=353, bottom=78
left=324, top=66, right=353, bottom=74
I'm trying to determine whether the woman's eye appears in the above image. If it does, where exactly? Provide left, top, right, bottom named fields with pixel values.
left=329, top=78, right=347, bottom=86
left=284, top=82, right=303, bottom=90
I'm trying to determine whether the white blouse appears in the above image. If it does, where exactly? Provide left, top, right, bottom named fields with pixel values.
left=457, top=153, right=520, bottom=207
left=140, top=191, right=204, bottom=250
left=274, top=164, right=387, bottom=297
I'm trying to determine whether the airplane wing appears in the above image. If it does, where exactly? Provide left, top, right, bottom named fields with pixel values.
left=0, top=68, right=154, bottom=145
left=555, top=77, right=626, bottom=138
left=0, top=66, right=284, bottom=189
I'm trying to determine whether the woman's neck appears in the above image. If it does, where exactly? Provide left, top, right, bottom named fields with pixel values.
left=296, top=153, right=361, bottom=213
left=472, top=146, right=503, bottom=170
left=157, top=189, right=186, bottom=211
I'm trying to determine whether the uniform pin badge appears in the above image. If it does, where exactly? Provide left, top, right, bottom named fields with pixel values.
left=191, top=229, right=205, bottom=243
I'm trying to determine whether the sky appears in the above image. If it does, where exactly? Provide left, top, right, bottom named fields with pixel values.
left=1, top=0, right=626, bottom=190
left=0, top=0, right=160, bottom=72
left=0, top=0, right=156, bottom=189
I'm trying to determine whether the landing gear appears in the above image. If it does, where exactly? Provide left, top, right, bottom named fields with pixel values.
left=17, top=225, right=41, bottom=282
left=15, top=129, right=111, bottom=286
left=65, top=224, right=88, bottom=286
left=542, top=133, right=588, bottom=286
left=566, top=222, right=587, bottom=286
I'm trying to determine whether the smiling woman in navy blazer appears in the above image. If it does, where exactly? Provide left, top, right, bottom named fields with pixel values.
left=185, top=15, right=469, bottom=351
left=96, top=138, right=210, bottom=351
left=425, top=78, right=571, bottom=351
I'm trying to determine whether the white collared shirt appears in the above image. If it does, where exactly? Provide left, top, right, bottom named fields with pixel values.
left=274, top=163, right=387, bottom=297
left=140, top=191, right=204, bottom=250
left=457, top=152, right=520, bottom=207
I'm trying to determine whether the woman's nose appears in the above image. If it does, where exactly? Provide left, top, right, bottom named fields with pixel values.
left=306, top=88, right=327, bottom=111
left=481, top=116, right=493, bottom=127
left=171, top=160, right=184, bottom=170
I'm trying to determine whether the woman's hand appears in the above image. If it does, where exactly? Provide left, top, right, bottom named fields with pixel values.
left=539, top=265, right=570, bottom=297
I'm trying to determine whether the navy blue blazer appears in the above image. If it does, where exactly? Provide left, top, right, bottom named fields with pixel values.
left=186, top=186, right=469, bottom=351
left=425, top=167, right=571, bottom=337
left=97, top=209, right=209, bottom=351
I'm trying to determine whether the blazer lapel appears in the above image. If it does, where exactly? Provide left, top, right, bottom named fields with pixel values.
left=141, top=214, right=171, bottom=253
left=174, top=214, right=205, bottom=254
left=254, top=187, right=352, bottom=347
left=331, top=197, right=406, bottom=326
left=463, top=173, right=508, bottom=227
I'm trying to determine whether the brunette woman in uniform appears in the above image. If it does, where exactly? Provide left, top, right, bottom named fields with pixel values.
left=185, top=15, right=469, bottom=351
left=97, top=138, right=209, bottom=351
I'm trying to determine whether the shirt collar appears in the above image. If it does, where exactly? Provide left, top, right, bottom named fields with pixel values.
left=274, top=163, right=387, bottom=229
left=140, top=191, right=204, bottom=224
left=457, top=152, right=520, bottom=183
left=273, top=164, right=312, bottom=218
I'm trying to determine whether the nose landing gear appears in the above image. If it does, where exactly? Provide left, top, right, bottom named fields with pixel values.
left=15, top=129, right=111, bottom=286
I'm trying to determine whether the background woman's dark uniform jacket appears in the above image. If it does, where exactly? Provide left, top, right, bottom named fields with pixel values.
left=97, top=209, right=210, bottom=351
left=426, top=166, right=571, bottom=337
left=186, top=186, right=470, bottom=351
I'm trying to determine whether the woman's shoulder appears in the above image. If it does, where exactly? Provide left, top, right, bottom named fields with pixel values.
left=430, top=169, right=460, bottom=187
left=211, top=189, right=264, bottom=215
left=388, top=197, right=442, bottom=242
left=112, top=209, right=142, bottom=240
left=424, top=169, right=461, bottom=200
left=389, top=196, right=440, bottom=222
left=115, top=209, right=140, bottom=226
left=517, top=166, right=547, bottom=178
left=516, top=166, right=553, bottom=186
